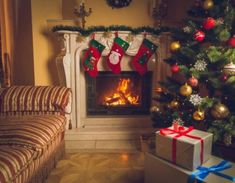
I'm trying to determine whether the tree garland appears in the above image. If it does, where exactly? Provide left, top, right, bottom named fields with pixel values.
left=52, top=25, right=170, bottom=36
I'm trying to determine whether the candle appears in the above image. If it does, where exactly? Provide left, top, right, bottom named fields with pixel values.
left=80, top=0, right=84, bottom=7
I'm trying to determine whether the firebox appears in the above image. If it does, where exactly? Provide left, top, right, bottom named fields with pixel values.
left=86, top=71, right=152, bottom=115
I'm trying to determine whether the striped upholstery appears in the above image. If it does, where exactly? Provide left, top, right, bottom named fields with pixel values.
left=0, top=115, right=66, bottom=158
left=0, top=86, right=71, bottom=113
left=0, top=111, right=62, bottom=117
left=0, top=133, right=64, bottom=183
left=0, top=146, right=34, bottom=183
left=0, top=86, right=68, bottom=182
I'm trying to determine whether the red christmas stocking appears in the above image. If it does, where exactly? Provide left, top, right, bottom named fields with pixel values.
left=106, top=37, right=129, bottom=74
left=131, top=38, right=158, bottom=75
left=82, top=39, right=105, bottom=77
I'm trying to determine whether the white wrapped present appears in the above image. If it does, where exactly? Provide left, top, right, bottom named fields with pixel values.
left=155, top=125, right=213, bottom=170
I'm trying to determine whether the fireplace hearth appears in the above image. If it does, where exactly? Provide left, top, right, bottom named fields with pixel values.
left=86, top=71, right=152, bottom=115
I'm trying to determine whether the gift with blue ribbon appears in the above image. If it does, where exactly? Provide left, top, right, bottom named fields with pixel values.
left=188, top=160, right=235, bottom=183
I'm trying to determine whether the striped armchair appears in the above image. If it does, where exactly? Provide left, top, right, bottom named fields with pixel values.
left=0, top=86, right=71, bottom=183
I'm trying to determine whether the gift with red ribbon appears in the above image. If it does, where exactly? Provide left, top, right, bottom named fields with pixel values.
left=155, top=125, right=213, bottom=170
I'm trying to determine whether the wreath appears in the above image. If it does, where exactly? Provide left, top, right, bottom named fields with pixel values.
left=106, top=0, right=132, bottom=8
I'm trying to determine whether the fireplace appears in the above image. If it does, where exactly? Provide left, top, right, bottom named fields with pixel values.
left=86, top=71, right=153, bottom=116
left=54, top=30, right=169, bottom=131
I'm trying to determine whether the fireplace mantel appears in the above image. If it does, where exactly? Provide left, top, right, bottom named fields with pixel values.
left=55, top=30, right=161, bottom=85
left=54, top=28, right=171, bottom=151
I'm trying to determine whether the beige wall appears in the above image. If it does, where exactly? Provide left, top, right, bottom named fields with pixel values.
left=14, top=0, right=34, bottom=85
left=63, top=0, right=154, bottom=27
left=30, top=0, right=62, bottom=85
left=14, top=0, right=193, bottom=85
left=34, top=0, right=155, bottom=85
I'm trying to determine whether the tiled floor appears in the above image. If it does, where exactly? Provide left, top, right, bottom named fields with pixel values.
left=46, top=152, right=145, bottom=183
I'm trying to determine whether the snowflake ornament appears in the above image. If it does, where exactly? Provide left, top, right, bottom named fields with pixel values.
left=217, top=18, right=224, bottom=25
left=194, top=60, right=207, bottom=71
left=189, top=94, right=203, bottom=106
left=183, top=26, right=192, bottom=33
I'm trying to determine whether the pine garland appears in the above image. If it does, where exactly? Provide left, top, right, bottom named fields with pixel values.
left=52, top=25, right=170, bottom=36
left=106, top=0, right=132, bottom=8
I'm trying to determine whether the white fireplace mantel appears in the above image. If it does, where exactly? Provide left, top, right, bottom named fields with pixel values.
left=55, top=30, right=171, bottom=131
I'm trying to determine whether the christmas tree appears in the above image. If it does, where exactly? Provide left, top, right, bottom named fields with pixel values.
left=151, top=0, right=235, bottom=146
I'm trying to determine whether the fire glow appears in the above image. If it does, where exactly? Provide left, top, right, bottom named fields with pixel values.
left=104, top=78, right=140, bottom=106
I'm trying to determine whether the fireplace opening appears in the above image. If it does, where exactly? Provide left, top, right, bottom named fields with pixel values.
left=86, top=71, right=152, bottom=115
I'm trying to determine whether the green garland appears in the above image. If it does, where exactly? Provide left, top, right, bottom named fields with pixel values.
left=106, top=0, right=132, bottom=8
left=52, top=25, right=170, bottom=36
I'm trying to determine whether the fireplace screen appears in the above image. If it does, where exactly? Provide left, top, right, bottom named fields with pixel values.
left=86, top=71, right=152, bottom=115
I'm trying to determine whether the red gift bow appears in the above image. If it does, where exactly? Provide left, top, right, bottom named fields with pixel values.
left=160, top=126, right=204, bottom=165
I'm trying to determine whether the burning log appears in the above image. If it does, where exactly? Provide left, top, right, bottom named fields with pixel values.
left=117, top=91, right=131, bottom=105
left=105, top=97, right=121, bottom=105
left=103, top=78, right=140, bottom=106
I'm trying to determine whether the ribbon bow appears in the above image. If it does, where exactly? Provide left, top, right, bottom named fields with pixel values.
left=188, top=160, right=235, bottom=183
left=160, top=126, right=194, bottom=136
left=160, top=126, right=204, bottom=165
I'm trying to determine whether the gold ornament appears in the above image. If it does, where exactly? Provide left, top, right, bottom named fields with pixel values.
left=179, top=83, right=192, bottom=97
left=203, top=0, right=214, bottom=10
left=223, top=63, right=235, bottom=76
left=150, top=106, right=161, bottom=113
left=154, top=87, right=164, bottom=93
left=170, top=41, right=181, bottom=52
left=193, top=110, right=205, bottom=121
left=168, top=100, right=179, bottom=109
left=211, top=103, right=230, bottom=119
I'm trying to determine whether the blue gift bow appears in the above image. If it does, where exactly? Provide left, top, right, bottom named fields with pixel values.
left=188, top=160, right=235, bottom=183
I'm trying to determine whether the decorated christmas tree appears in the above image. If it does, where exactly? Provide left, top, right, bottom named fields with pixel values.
left=151, top=0, right=235, bottom=146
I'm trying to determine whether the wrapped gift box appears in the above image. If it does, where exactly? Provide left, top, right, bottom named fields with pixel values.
left=156, top=126, right=213, bottom=170
left=145, top=153, right=235, bottom=183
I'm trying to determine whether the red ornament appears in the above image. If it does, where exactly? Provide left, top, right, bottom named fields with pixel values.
left=228, top=36, right=235, bottom=47
left=194, top=30, right=205, bottom=42
left=221, top=74, right=228, bottom=81
left=171, top=64, right=180, bottom=73
left=187, top=76, right=198, bottom=87
left=203, top=17, right=216, bottom=30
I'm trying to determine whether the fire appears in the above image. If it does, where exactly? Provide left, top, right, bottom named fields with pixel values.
left=104, top=78, right=140, bottom=106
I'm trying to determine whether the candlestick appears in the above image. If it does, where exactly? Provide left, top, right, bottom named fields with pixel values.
left=74, top=1, right=92, bottom=28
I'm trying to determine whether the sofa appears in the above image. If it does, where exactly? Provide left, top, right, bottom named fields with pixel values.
left=0, top=86, right=71, bottom=183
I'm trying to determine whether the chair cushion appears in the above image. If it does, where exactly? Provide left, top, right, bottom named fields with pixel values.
left=0, top=145, right=34, bottom=183
left=0, top=115, right=66, bottom=157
